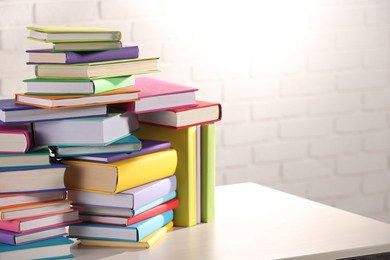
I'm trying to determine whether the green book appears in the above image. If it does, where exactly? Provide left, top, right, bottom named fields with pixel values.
left=201, top=123, right=216, bottom=222
left=0, top=148, right=51, bottom=168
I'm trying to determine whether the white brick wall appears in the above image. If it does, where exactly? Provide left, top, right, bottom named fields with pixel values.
left=1, top=0, right=390, bottom=223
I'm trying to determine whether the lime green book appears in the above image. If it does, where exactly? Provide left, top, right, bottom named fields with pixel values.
left=24, top=75, right=135, bottom=95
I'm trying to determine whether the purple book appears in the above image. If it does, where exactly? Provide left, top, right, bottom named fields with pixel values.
left=26, top=46, right=139, bottom=64
left=0, top=226, right=67, bottom=245
left=70, top=139, right=171, bottom=163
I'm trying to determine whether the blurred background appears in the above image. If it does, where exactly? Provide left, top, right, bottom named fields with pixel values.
left=1, top=0, right=390, bottom=223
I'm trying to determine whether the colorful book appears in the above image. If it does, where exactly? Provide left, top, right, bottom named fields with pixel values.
left=15, top=86, right=139, bottom=109
left=0, top=99, right=107, bottom=124
left=70, top=139, right=171, bottom=163
left=201, top=124, right=216, bottom=223
left=0, top=200, right=72, bottom=220
left=73, top=191, right=176, bottom=218
left=0, top=226, right=67, bottom=245
left=115, top=76, right=198, bottom=114
left=0, top=236, right=74, bottom=260
left=0, top=163, right=67, bottom=194
left=33, top=113, right=138, bottom=146
left=196, top=125, right=201, bottom=224
left=52, top=41, right=122, bottom=52
left=68, top=175, right=176, bottom=209
left=24, top=75, right=135, bottom=95
left=26, top=46, right=139, bottom=64
left=27, top=26, right=121, bottom=42
left=136, top=124, right=197, bottom=227
left=0, top=190, right=66, bottom=208
left=78, top=221, right=173, bottom=249
left=34, top=57, right=159, bottom=79
left=0, top=124, right=32, bottom=153
left=63, top=148, right=177, bottom=194
left=51, top=134, right=141, bottom=157
left=68, top=210, right=173, bottom=242
left=79, top=198, right=179, bottom=226
left=0, top=209, right=80, bottom=233
left=139, top=100, right=222, bottom=129
left=0, top=148, right=50, bottom=168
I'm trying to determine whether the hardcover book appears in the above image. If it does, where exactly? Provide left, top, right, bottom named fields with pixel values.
left=0, top=124, right=32, bottom=153
left=0, top=148, right=50, bottom=168
left=0, top=226, right=67, bottom=245
left=52, top=41, right=122, bottom=52
left=0, top=190, right=66, bottom=208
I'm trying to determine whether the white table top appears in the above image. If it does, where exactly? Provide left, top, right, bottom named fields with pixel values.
left=72, top=182, right=390, bottom=259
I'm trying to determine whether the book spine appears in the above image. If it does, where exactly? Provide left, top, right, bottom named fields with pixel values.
left=136, top=210, right=173, bottom=241
left=0, top=231, right=16, bottom=245
left=0, top=219, right=20, bottom=232
left=66, top=46, right=139, bottom=64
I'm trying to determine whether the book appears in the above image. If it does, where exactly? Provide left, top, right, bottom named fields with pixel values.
left=0, top=200, right=72, bottom=220
left=0, top=226, right=67, bottom=245
left=51, top=134, right=141, bottom=157
left=70, top=139, right=171, bottom=163
left=114, top=77, right=198, bottom=114
left=26, top=46, right=139, bottom=64
left=0, top=236, right=74, bottom=259
left=73, top=191, right=176, bottom=218
left=201, top=124, right=216, bottom=223
left=0, top=190, right=66, bottom=208
left=68, top=175, right=176, bottom=209
left=78, top=221, right=173, bottom=249
left=196, top=125, right=201, bottom=224
left=136, top=124, right=197, bottom=227
left=0, top=124, right=32, bottom=153
left=24, top=75, right=135, bottom=95
left=33, top=113, right=138, bottom=146
left=79, top=198, right=179, bottom=226
left=68, top=210, right=173, bottom=242
left=63, top=148, right=177, bottom=194
left=27, top=26, right=121, bottom=42
left=34, top=57, right=159, bottom=79
left=15, top=86, right=139, bottom=109
left=0, top=209, right=80, bottom=233
left=0, top=148, right=50, bottom=168
left=52, top=41, right=122, bottom=52
left=139, top=100, right=222, bottom=129
left=0, top=98, right=107, bottom=124
left=0, top=163, right=67, bottom=194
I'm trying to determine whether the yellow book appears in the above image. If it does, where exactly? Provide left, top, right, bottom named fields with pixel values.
left=63, top=148, right=177, bottom=194
left=78, top=221, right=173, bottom=249
left=136, top=124, right=197, bottom=227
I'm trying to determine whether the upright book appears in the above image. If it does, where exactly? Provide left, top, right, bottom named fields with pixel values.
left=0, top=124, right=32, bottom=153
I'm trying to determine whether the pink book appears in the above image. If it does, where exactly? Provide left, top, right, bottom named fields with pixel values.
left=0, top=124, right=33, bottom=153
left=114, top=77, right=198, bottom=114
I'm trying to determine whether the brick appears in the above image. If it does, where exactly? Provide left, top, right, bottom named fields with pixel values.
left=221, top=103, right=250, bottom=124
left=252, top=98, right=306, bottom=120
left=366, top=5, right=390, bottom=26
left=163, top=42, right=208, bottom=62
left=364, top=132, right=390, bottom=151
left=335, top=113, right=387, bottom=133
left=304, top=31, right=335, bottom=51
left=282, top=158, right=334, bottom=181
left=100, top=0, right=161, bottom=19
left=254, top=141, right=307, bottom=163
left=194, top=81, right=223, bottom=102
left=363, top=172, right=390, bottom=194
left=2, top=27, right=43, bottom=51
left=224, top=164, right=280, bottom=185
left=0, top=3, right=32, bottom=26
left=252, top=53, right=306, bottom=76
left=336, top=70, right=388, bottom=91
left=0, top=51, right=30, bottom=74
left=279, top=118, right=332, bottom=139
left=223, top=79, right=279, bottom=101
left=222, top=122, right=277, bottom=146
left=310, top=8, right=364, bottom=28
left=308, top=177, right=360, bottom=199
left=133, top=19, right=192, bottom=42
left=192, top=61, right=250, bottom=81
left=152, top=62, right=191, bottom=83
left=308, top=94, right=361, bottom=115
left=337, top=153, right=387, bottom=175
left=335, top=194, right=386, bottom=215
left=310, top=136, right=361, bottom=157
left=363, top=48, right=390, bottom=68
left=308, top=52, right=360, bottom=72
left=216, top=146, right=251, bottom=168
left=281, top=75, right=334, bottom=96
left=364, top=89, right=390, bottom=109
left=336, top=29, right=388, bottom=48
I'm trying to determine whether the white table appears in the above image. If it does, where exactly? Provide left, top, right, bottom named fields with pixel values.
left=72, top=183, right=390, bottom=259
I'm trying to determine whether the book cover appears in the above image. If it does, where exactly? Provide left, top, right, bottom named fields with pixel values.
left=0, top=226, right=67, bottom=245
left=68, top=175, right=176, bottom=209
left=0, top=99, right=107, bottom=124
left=136, top=124, right=197, bottom=227
left=0, top=124, right=32, bottom=153
left=63, top=148, right=177, bottom=194
left=0, top=148, right=50, bottom=168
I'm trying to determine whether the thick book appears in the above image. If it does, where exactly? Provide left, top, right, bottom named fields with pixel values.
left=52, top=134, right=141, bottom=157
left=136, top=124, right=197, bottom=227
left=0, top=148, right=50, bottom=168
left=0, top=124, right=32, bottom=153
left=0, top=163, right=67, bottom=194
left=52, top=41, right=122, bottom=52
left=0, top=209, right=80, bottom=233
left=68, top=175, right=176, bottom=209
left=0, top=190, right=66, bottom=208
left=79, top=198, right=179, bottom=226
left=15, top=86, right=139, bottom=109
left=78, top=221, right=173, bottom=249
left=63, top=148, right=177, bottom=194
left=0, top=98, right=107, bottom=124
left=0, top=236, right=74, bottom=260
left=34, top=57, right=159, bottom=79
left=24, top=75, right=135, bottom=95
left=115, top=77, right=198, bottom=114
left=139, top=100, right=222, bottom=129
left=33, top=112, right=139, bottom=146
left=27, top=26, right=121, bottom=42
left=71, top=139, right=171, bottom=163
left=26, top=46, right=139, bottom=64
left=68, top=210, right=173, bottom=242
left=0, top=200, right=72, bottom=220
left=74, top=191, right=176, bottom=218
left=0, top=226, right=67, bottom=245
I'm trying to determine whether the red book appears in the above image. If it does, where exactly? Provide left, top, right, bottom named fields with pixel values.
left=79, top=198, right=179, bottom=226
left=138, top=100, right=222, bottom=129
left=0, top=124, right=32, bottom=153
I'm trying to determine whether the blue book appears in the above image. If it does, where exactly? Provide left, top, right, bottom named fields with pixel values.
left=68, top=210, right=173, bottom=242
left=0, top=236, right=74, bottom=259
left=0, top=98, right=107, bottom=124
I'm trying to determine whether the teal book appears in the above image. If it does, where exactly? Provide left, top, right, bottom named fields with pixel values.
left=68, top=210, right=174, bottom=242
left=0, top=148, right=50, bottom=168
